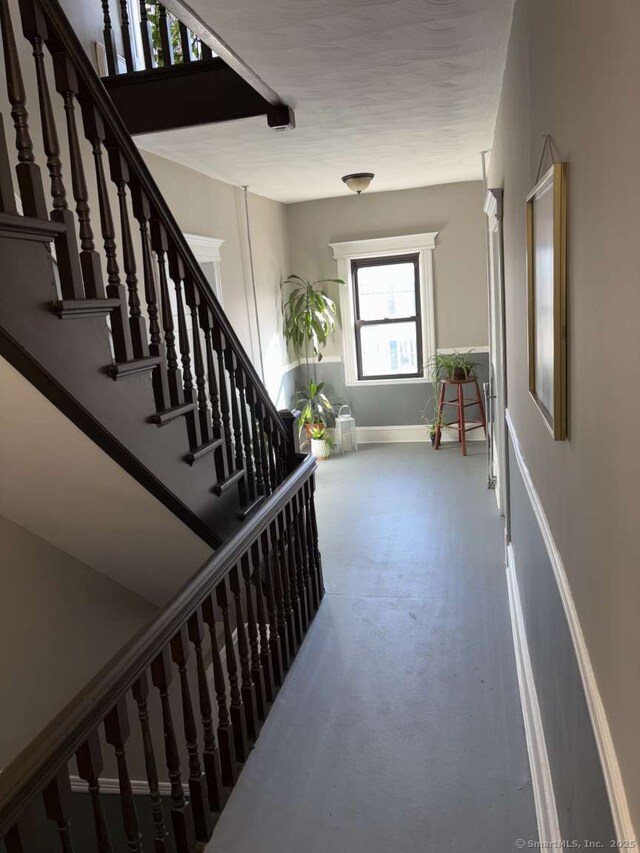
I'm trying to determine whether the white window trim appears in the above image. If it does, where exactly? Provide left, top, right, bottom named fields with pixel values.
left=329, top=232, right=438, bottom=387
left=184, top=233, right=225, bottom=306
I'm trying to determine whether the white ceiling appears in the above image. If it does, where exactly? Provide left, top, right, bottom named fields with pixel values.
left=137, top=0, right=515, bottom=204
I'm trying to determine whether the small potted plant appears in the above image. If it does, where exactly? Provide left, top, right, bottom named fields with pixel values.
left=428, top=351, right=478, bottom=382
left=309, top=426, right=333, bottom=460
left=296, top=381, right=334, bottom=437
left=427, top=411, right=445, bottom=446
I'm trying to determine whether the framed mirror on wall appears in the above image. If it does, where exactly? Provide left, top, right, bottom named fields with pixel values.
left=526, top=163, right=567, bottom=441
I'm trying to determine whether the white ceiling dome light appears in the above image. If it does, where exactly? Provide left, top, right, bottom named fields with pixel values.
left=342, top=173, right=375, bottom=195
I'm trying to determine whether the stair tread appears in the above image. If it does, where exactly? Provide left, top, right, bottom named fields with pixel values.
left=211, top=467, right=244, bottom=496
left=150, top=401, right=196, bottom=426
left=185, top=436, right=224, bottom=465
left=107, top=356, right=161, bottom=379
left=53, top=298, right=122, bottom=319
left=237, top=493, right=266, bottom=520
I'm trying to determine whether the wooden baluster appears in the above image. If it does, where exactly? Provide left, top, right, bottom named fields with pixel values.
left=184, top=282, right=213, bottom=447
left=201, top=43, right=213, bottom=60
left=216, top=576, right=249, bottom=763
left=230, top=563, right=259, bottom=741
left=151, top=220, right=183, bottom=407
left=287, top=497, right=308, bottom=637
left=201, top=307, right=222, bottom=441
left=82, top=104, right=134, bottom=360
left=158, top=5, right=174, bottom=67
left=213, top=327, right=235, bottom=476
left=119, top=0, right=135, bottom=71
left=201, top=593, right=237, bottom=787
left=43, top=769, right=75, bottom=852
left=0, top=111, right=18, bottom=214
left=169, top=253, right=201, bottom=449
left=256, top=401, right=273, bottom=496
left=170, top=627, right=212, bottom=843
left=270, top=519, right=291, bottom=671
left=225, top=349, right=247, bottom=502
left=302, top=480, right=324, bottom=610
left=245, top=385, right=265, bottom=496
left=0, top=0, right=47, bottom=218
left=100, top=0, right=117, bottom=75
left=178, top=22, right=193, bottom=62
left=241, top=551, right=268, bottom=721
left=261, top=529, right=284, bottom=687
left=151, top=648, right=196, bottom=853
left=282, top=506, right=303, bottom=649
left=131, top=186, right=169, bottom=409
left=271, top=513, right=298, bottom=661
left=132, top=673, right=170, bottom=853
left=237, top=369, right=256, bottom=502
left=294, top=487, right=314, bottom=621
left=76, top=732, right=114, bottom=853
left=138, top=0, right=154, bottom=69
left=108, top=150, right=149, bottom=358
left=265, top=424, right=278, bottom=490
left=251, top=540, right=277, bottom=704
left=187, top=609, right=225, bottom=813
left=51, top=53, right=104, bottom=299
left=104, top=698, right=142, bottom=853
left=20, top=2, right=84, bottom=299
left=4, top=809, right=38, bottom=852
left=309, top=475, right=326, bottom=602
left=302, top=481, right=320, bottom=613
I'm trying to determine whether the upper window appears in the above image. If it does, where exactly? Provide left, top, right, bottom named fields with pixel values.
left=330, top=233, right=437, bottom=386
left=352, top=254, right=422, bottom=380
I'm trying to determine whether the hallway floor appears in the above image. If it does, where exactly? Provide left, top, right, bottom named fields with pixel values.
left=207, top=443, right=537, bottom=852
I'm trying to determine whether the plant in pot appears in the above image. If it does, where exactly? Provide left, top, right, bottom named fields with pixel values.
left=282, top=274, right=343, bottom=434
left=309, top=425, right=333, bottom=460
left=428, top=351, right=478, bottom=383
left=295, top=381, right=334, bottom=437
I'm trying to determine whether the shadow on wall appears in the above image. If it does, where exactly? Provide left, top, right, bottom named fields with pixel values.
left=288, top=353, right=489, bottom=429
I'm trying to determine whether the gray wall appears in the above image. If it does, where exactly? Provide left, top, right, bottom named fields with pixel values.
left=491, top=0, right=640, bottom=830
left=509, top=439, right=614, bottom=842
left=0, top=515, right=156, bottom=770
left=293, top=353, right=489, bottom=428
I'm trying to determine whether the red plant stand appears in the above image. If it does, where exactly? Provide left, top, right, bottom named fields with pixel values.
left=433, top=377, right=487, bottom=456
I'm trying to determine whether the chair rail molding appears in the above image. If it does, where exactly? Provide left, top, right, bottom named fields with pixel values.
left=330, top=233, right=438, bottom=388
left=506, top=409, right=636, bottom=845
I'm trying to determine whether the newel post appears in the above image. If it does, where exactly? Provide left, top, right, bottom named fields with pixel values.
left=278, top=409, right=299, bottom=471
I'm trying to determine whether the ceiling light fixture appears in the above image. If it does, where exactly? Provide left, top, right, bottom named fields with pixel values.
left=342, top=172, right=375, bottom=194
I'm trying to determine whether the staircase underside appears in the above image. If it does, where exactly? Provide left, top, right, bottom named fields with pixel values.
left=102, top=59, right=294, bottom=136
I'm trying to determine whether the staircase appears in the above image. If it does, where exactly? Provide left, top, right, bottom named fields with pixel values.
left=0, top=0, right=322, bottom=847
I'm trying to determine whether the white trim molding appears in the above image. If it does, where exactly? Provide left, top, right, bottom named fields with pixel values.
left=356, top=423, right=484, bottom=444
left=183, top=233, right=225, bottom=305
left=506, top=410, right=637, bottom=844
left=506, top=544, right=561, bottom=845
left=330, top=233, right=438, bottom=388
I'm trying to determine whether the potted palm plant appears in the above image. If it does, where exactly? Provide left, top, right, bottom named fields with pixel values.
left=282, top=274, right=343, bottom=433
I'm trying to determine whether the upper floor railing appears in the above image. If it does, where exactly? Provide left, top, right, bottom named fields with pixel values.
left=0, top=0, right=293, bottom=515
left=102, top=1, right=215, bottom=76
left=0, top=454, right=323, bottom=851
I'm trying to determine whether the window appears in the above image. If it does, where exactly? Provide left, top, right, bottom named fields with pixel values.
left=352, top=254, right=422, bottom=380
left=330, top=233, right=438, bottom=386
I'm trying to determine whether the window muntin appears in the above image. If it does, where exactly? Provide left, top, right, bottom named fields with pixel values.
left=352, top=254, right=422, bottom=380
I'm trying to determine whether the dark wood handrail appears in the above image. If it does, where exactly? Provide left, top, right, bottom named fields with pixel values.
left=40, top=0, right=287, bottom=443
left=0, top=454, right=316, bottom=836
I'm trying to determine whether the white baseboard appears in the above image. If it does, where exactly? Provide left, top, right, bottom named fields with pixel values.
left=356, top=423, right=485, bottom=444
left=506, top=544, right=561, bottom=845
left=506, top=410, right=636, bottom=844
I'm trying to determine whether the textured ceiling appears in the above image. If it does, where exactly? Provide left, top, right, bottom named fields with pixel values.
left=137, top=0, right=515, bottom=203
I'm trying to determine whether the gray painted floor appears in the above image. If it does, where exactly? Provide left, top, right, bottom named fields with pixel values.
left=207, top=443, right=537, bottom=852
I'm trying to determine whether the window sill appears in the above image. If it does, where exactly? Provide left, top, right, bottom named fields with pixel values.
left=344, top=375, right=432, bottom=388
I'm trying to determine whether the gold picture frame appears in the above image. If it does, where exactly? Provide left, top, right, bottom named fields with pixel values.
left=526, top=162, right=567, bottom=440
